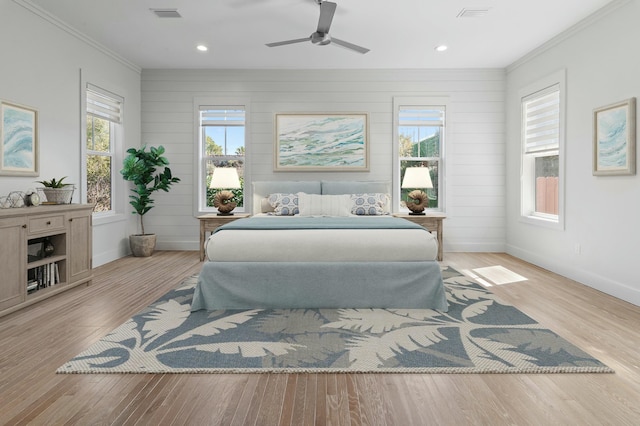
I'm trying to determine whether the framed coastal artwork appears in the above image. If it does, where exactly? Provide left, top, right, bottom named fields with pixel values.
left=0, top=101, right=39, bottom=176
left=593, top=98, right=636, bottom=176
left=274, top=113, right=369, bottom=171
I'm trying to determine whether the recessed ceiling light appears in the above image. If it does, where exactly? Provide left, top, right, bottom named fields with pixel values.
left=457, top=8, right=490, bottom=18
left=150, top=8, right=181, bottom=18
left=196, top=45, right=208, bottom=52
left=435, top=45, right=448, bottom=52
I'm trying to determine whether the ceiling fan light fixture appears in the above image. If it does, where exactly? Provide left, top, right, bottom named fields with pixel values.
left=311, top=32, right=331, bottom=45
left=266, top=1, right=369, bottom=54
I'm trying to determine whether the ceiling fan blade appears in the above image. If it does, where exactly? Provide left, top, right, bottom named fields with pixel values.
left=266, top=37, right=310, bottom=47
left=331, top=37, right=370, bottom=54
left=317, top=1, right=337, bottom=34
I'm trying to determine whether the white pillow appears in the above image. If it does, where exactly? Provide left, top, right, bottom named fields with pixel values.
left=298, top=193, right=351, bottom=217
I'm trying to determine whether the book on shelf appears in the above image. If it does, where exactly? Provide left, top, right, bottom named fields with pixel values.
left=27, top=280, right=38, bottom=293
left=27, top=261, right=61, bottom=291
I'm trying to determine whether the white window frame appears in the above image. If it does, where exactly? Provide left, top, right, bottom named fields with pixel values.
left=80, top=78, right=125, bottom=226
left=193, top=98, right=250, bottom=216
left=393, top=96, right=448, bottom=213
left=519, top=69, right=566, bottom=230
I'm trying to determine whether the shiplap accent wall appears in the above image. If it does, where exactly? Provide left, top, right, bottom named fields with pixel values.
left=141, top=69, right=506, bottom=252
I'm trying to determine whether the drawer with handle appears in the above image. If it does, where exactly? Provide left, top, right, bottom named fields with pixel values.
left=28, top=215, right=65, bottom=234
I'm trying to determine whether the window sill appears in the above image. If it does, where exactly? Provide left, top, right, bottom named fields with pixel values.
left=519, top=214, right=563, bottom=230
left=93, top=212, right=127, bottom=227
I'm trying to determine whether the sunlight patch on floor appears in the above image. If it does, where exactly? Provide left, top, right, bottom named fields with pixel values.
left=472, top=265, right=528, bottom=285
left=460, top=269, right=494, bottom=287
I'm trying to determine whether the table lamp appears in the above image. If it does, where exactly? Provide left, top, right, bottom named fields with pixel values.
left=401, top=167, right=433, bottom=215
left=209, top=168, right=241, bottom=215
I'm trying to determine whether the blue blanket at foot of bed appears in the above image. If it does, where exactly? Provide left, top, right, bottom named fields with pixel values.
left=191, top=261, right=448, bottom=311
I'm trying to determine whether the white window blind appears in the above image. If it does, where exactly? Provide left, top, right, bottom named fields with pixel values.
left=523, top=85, right=559, bottom=154
left=87, top=84, right=123, bottom=124
left=200, top=108, right=245, bottom=126
left=399, top=108, right=445, bottom=127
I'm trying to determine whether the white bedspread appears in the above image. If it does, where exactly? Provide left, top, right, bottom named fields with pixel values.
left=206, top=216, right=438, bottom=262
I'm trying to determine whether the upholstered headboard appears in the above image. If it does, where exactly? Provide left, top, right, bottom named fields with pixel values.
left=320, top=180, right=391, bottom=195
left=252, top=181, right=322, bottom=215
left=251, top=180, right=391, bottom=215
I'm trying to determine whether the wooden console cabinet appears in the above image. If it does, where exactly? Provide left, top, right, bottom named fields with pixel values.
left=0, top=204, right=93, bottom=318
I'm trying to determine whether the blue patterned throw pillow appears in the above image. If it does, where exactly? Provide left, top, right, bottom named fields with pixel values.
left=268, top=193, right=299, bottom=215
left=350, top=193, right=389, bottom=215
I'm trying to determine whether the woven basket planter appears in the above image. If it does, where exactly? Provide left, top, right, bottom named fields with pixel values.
left=37, top=187, right=75, bottom=204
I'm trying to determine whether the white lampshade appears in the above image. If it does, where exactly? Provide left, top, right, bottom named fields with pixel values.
left=401, top=167, right=433, bottom=189
left=209, top=168, right=240, bottom=189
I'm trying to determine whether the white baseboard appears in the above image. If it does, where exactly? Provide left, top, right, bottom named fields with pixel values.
left=445, top=242, right=506, bottom=252
left=94, top=242, right=197, bottom=267
left=155, top=240, right=199, bottom=251
left=506, top=244, right=640, bottom=307
left=93, top=247, right=129, bottom=268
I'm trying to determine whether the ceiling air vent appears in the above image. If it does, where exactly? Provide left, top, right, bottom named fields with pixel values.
left=457, top=8, right=490, bottom=18
left=150, top=8, right=182, bottom=18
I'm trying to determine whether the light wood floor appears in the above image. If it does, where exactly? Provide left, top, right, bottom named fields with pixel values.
left=1, top=251, right=639, bottom=425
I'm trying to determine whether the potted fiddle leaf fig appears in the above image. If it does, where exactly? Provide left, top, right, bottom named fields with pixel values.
left=120, top=145, right=180, bottom=257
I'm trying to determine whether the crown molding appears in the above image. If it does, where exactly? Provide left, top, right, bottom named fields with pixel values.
left=13, top=0, right=141, bottom=74
left=507, top=0, right=631, bottom=73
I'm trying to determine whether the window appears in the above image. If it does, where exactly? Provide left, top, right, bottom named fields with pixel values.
left=397, top=105, right=445, bottom=211
left=198, top=107, right=245, bottom=212
left=520, top=71, right=565, bottom=228
left=85, top=84, right=123, bottom=213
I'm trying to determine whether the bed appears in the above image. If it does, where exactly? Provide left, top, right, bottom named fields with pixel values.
left=190, top=180, right=448, bottom=311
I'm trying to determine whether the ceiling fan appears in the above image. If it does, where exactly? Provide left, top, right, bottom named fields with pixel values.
left=266, top=0, right=370, bottom=54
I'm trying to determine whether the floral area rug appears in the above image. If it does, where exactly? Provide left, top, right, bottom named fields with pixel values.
left=58, top=267, right=613, bottom=374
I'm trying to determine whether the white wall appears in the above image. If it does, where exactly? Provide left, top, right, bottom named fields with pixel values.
left=0, top=0, right=141, bottom=266
left=505, top=0, right=640, bottom=305
left=141, top=69, right=506, bottom=253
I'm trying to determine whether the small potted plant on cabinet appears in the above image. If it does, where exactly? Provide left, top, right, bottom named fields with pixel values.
left=36, top=176, right=75, bottom=204
left=120, top=145, right=180, bottom=257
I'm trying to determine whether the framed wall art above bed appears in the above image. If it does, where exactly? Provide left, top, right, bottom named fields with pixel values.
left=274, top=113, right=369, bottom=172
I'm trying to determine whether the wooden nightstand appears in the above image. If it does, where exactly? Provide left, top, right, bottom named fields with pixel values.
left=197, top=213, right=251, bottom=261
left=394, top=212, right=446, bottom=261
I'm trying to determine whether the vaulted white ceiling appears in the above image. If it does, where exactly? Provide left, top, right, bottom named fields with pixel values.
left=23, top=0, right=616, bottom=70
